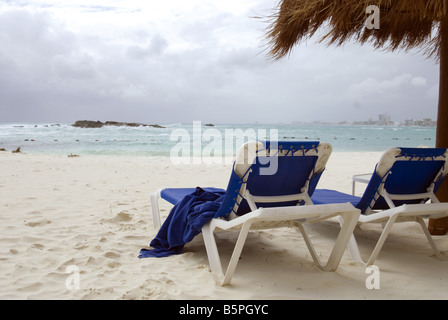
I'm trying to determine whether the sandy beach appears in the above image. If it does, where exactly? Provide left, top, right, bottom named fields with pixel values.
left=1, top=150, right=448, bottom=300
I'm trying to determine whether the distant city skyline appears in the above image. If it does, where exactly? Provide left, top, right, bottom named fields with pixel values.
left=351, top=113, right=436, bottom=126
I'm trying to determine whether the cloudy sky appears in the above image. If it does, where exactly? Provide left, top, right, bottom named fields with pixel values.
left=0, top=0, right=440, bottom=124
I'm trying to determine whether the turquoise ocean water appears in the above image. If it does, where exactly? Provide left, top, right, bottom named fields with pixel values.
left=0, top=122, right=436, bottom=157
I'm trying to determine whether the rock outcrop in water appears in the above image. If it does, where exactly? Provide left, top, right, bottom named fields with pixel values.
left=72, top=120, right=165, bottom=128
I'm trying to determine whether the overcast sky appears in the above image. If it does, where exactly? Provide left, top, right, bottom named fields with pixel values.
left=0, top=0, right=440, bottom=124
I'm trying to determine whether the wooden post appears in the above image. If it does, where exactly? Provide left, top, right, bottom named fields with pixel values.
left=429, top=17, right=448, bottom=235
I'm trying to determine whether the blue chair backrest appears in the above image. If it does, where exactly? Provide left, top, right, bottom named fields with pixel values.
left=356, top=147, right=448, bottom=214
left=214, top=141, right=331, bottom=219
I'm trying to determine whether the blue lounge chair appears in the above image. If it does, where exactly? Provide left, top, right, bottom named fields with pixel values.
left=149, top=141, right=360, bottom=285
left=312, top=147, right=448, bottom=266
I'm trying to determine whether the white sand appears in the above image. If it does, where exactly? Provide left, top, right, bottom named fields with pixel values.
left=1, top=150, right=448, bottom=300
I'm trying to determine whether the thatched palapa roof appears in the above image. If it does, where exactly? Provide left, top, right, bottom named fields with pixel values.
left=265, top=0, right=448, bottom=234
left=266, top=0, right=448, bottom=60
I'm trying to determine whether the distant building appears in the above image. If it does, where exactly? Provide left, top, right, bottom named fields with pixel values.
left=378, top=113, right=391, bottom=125
left=404, top=118, right=436, bottom=127
left=351, top=115, right=436, bottom=127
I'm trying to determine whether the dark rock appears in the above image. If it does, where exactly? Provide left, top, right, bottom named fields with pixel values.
left=72, top=120, right=165, bottom=129
left=72, top=120, right=104, bottom=128
left=104, top=121, right=140, bottom=127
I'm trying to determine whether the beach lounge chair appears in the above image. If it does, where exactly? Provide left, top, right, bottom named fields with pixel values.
left=147, top=141, right=360, bottom=285
left=312, top=147, right=448, bottom=266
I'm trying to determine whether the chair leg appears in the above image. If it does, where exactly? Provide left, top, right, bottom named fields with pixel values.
left=325, top=212, right=360, bottom=270
left=346, top=215, right=448, bottom=266
left=347, top=234, right=364, bottom=263
left=365, top=214, right=399, bottom=266
left=222, top=222, right=252, bottom=286
left=202, top=222, right=224, bottom=279
left=416, top=217, right=448, bottom=260
left=202, top=221, right=253, bottom=286
left=150, top=190, right=162, bottom=229
left=298, top=212, right=359, bottom=271
left=338, top=216, right=364, bottom=263
left=296, top=223, right=323, bottom=267
left=318, top=212, right=360, bottom=270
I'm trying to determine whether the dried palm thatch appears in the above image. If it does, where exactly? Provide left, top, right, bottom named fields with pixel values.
left=267, top=0, right=448, bottom=60
left=265, top=0, right=448, bottom=234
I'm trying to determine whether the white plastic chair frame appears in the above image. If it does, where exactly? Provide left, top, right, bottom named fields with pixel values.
left=150, top=189, right=163, bottom=229
left=203, top=203, right=359, bottom=285
left=346, top=147, right=448, bottom=266
left=149, top=141, right=361, bottom=285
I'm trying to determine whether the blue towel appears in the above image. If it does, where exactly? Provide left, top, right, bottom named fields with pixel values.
left=139, top=187, right=225, bottom=258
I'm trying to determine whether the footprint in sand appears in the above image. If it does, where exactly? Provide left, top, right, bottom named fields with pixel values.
left=101, top=211, right=133, bottom=224
left=104, top=251, right=121, bottom=268
left=104, top=251, right=120, bottom=259
left=18, top=282, right=44, bottom=293
left=25, top=219, right=51, bottom=227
